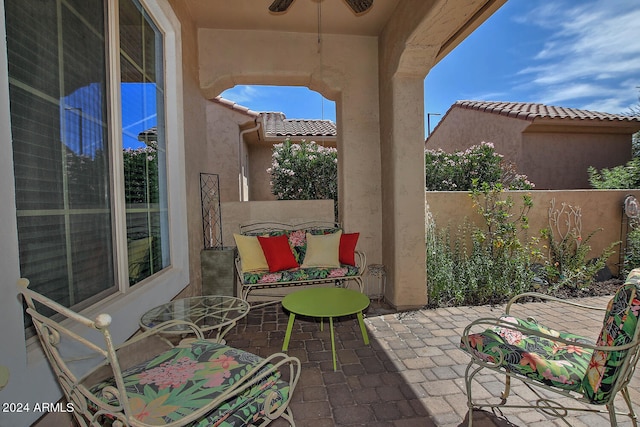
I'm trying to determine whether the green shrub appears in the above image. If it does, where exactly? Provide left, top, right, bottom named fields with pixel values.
left=623, top=226, right=640, bottom=275
left=123, top=141, right=159, bottom=204
left=588, top=158, right=640, bottom=189
left=426, top=183, right=539, bottom=307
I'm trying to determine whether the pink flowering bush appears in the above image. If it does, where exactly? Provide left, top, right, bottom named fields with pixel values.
left=268, top=139, right=337, bottom=215
left=425, top=142, right=533, bottom=191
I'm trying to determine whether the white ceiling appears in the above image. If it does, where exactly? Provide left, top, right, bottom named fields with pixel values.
left=183, top=0, right=401, bottom=36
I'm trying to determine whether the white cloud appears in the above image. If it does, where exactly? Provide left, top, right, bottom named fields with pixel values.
left=537, top=83, right=610, bottom=104
left=221, top=85, right=262, bottom=104
left=516, top=0, right=640, bottom=113
left=580, top=98, right=633, bottom=114
left=464, top=90, right=509, bottom=102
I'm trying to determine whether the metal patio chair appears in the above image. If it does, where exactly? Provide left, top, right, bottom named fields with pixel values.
left=19, top=279, right=300, bottom=427
left=460, top=268, right=640, bottom=426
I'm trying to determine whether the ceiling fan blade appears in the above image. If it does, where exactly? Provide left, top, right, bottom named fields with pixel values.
left=344, top=0, right=374, bottom=15
left=269, top=0, right=295, bottom=13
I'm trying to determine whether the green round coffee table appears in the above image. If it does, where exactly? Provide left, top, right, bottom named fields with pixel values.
left=282, top=287, right=370, bottom=371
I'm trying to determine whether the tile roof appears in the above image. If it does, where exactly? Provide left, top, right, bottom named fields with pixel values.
left=454, top=100, right=640, bottom=123
left=260, top=112, right=336, bottom=138
left=137, top=126, right=157, bottom=142
left=210, top=96, right=336, bottom=138
left=138, top=97, right=337, bottom=142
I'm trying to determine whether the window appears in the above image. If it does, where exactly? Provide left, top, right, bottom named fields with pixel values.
left=120, top=0, right=170, bottom=286
left=5, top=0, right=170, bottom=313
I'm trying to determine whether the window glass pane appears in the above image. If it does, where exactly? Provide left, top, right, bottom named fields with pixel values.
left=120, top=0, right=169, bottom=285
left=6, top=0, right=115, bottom=309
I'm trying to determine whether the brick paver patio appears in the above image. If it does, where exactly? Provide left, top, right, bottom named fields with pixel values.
left=224, top=295, right=640, bottom=427
left=32, top=293, right=640, bottom=427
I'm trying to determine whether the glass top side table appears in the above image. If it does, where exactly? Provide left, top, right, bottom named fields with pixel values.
left=140, top=296, right=250, bottom=343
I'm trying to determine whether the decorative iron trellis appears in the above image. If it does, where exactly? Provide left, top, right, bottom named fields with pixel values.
left=200, top=173, right=223, bottom=249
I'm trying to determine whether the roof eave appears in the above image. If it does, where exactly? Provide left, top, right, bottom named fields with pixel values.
left=527, top=117, right=640, bottom=134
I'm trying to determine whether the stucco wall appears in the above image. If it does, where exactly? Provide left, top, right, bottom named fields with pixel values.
left=425, top=107, right=633, bottom=190
left=426, top=107, right=529, bottom=166
left=220, top=200, right=336, bottom=248
left=522, top=132, right=632, bottom=189
left=378, top=75, right=430, bottom=310
left=426, top=190, right=640, bottom=276
left=205, top=102, right=253, bottom=202
left=248, top=143, right=276, bottom=201
left=173, top=1, right=209, bottom=297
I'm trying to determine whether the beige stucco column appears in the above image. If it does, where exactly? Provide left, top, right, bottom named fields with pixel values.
left=379, top=74, right=428, bottom=309
left=374, top=0, right=506, bottom=309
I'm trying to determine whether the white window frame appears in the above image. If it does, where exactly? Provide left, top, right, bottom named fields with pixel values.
left=0, top=2, right=188, bottom=423
left=80, top=0, right=189, bottom=341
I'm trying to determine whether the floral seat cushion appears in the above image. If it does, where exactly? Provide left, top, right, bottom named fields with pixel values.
left=242, top=264, right=360, bottom=285
left=460, top=316, right=594, bottom=391
left=89, top=340, right=289, bottom=426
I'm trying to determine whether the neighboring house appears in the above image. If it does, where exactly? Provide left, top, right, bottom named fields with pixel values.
left=425, top=100, right=640, bottom=189
left=208, top=97, right=336, bottom=202
left=1, top=1, right=508, bottom=422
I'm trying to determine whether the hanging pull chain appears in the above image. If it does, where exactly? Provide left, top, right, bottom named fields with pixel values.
left=317, top=0, right=326, bottom=135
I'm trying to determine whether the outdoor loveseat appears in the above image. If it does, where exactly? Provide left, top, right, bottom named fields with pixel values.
left=234, top=221, right=365, bottom=302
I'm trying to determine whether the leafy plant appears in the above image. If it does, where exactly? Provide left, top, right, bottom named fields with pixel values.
left=426, top=183, right=539, bottom=307
left=470, top=181, right=534, bottom=256
left=588, top=158, right=640, bottom=189
left=123, top=141, right=160, bottom=205
left=623, top=226, right=640, bottom=276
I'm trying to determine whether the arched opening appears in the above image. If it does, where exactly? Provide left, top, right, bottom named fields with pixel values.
left=212, top=85, right=340, bottom=217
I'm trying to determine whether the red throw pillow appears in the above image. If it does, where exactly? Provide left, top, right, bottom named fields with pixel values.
left=257, top=235, right=299, bottom=272
left=339, top=232, right=360, bottom=266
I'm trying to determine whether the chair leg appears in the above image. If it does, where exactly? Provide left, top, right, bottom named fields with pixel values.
left=500, top=373, right=511, bottom=403
left=620, top=386, right=638, bottom=427
left=278, top=407, right=296, bottom=427
left=464, top=362, right=514, bottom=427
left=608, top=403, right=620, bottom=427
left=464, top=361, right=485, bottom=427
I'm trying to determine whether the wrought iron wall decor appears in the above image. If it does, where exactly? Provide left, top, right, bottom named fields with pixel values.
left=200, top=173, right=223, bottom=249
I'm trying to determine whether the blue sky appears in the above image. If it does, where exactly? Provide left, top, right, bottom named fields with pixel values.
left=220, top=0, right=640, bottom=137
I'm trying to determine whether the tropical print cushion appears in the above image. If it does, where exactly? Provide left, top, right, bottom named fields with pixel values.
left=89, top=340, right=289, bottom=426
left=242, top=265, right=360, bottom=285
left=582, top=269, right=640, bottom=404
left=461, top=316, right=594, bottom=391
